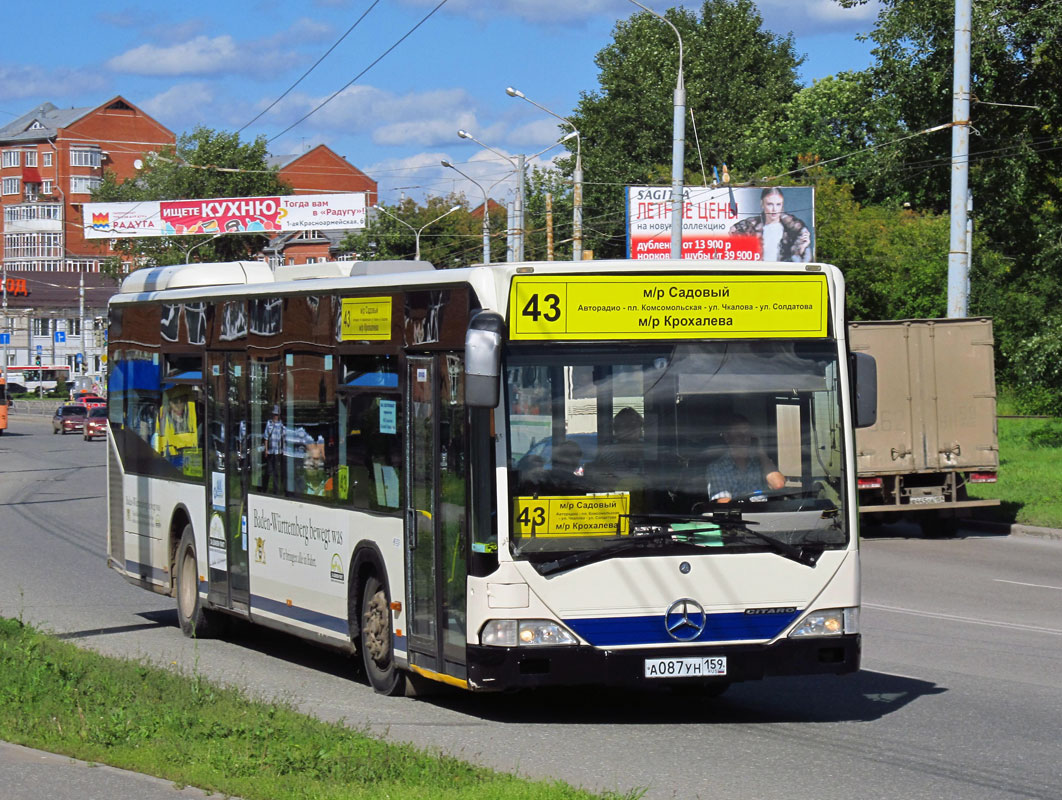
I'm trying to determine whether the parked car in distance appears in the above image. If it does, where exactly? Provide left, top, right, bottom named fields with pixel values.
left=72, top=392, right=106, bottom=408
left=52, top=404, right=88, bottom=434
left=83, top=406, right=108, bottom=440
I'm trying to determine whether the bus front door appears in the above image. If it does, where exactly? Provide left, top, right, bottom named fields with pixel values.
left=205, top=352, right=250, bottom=615
left=406, top=354, right=469, bottom=682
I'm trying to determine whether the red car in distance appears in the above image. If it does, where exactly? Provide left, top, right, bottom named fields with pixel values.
left=73, top=392, right=106, bottom=409
left=52, top=404, right=88, bottom=434
left=83, top=406, right=108, bottom=441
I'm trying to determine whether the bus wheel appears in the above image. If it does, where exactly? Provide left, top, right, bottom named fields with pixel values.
left=360, top=574, right=405, bottom=696
left=175, top=526, right=215, bottom=638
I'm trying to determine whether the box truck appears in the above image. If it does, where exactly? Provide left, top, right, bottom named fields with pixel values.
left=849, top=318, right=999, bottom=535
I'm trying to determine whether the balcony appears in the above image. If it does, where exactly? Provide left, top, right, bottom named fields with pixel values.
left=3, top=203, right=63, bottom=233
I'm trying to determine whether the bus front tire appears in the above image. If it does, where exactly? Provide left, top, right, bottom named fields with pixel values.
left=360, top=574, right=405, bottom=696
left=176, top=526, right=216, bottom=638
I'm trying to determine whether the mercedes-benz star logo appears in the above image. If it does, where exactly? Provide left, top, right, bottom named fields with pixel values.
left=665, top=598, right=707, bottom=642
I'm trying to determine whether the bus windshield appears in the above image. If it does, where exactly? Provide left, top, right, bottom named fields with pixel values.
left=505, top=340, right=848, bottom=564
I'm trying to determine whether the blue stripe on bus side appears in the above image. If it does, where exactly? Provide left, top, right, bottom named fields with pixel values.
left=249, top=593, right=349, bottom=635
left=563, top=610, right=802, bottom=646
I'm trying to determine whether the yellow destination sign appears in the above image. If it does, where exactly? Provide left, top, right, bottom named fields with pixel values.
left=513, top=494, right=630, bottom=538
left=509, top=274, right=827, bottom=340
left=340, top=296, right=392, bottom=341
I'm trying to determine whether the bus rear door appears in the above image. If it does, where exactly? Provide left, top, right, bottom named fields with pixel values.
left=205, top=352, right=251, bottom=614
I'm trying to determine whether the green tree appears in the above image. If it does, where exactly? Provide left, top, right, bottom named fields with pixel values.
left=569, top=0, right=803, bottom=258
left=93, top=127, right=292, bottom=269
left=339, top=194, right=503, bottom=267
left=840, top=0, right=1062, bottom=404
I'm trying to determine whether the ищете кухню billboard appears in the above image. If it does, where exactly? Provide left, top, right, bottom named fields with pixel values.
left=82, top=193, right=368, bottom=239
left=626, top=185, right=814, bottom=262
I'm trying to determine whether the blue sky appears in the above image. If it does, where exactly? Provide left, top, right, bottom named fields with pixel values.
left=1, top=0, right=880, bottom=205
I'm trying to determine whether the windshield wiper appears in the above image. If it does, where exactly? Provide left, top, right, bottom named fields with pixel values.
left=535, top=528, right=701, bottom=577
left=707, top=509, right=823, bottom=567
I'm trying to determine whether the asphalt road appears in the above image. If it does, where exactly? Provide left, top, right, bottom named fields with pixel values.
left=2, top=413, right=1061, bottom=800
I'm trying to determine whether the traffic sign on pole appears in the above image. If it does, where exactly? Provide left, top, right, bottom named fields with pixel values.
left=55, top=331, right=66, bottom=343
left=0, top=333, right=9, bottom=345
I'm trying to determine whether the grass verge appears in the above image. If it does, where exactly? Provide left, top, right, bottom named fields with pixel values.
left=966, top=416, right=1062, bottom=529
left=0, top=617, right=636, bottom=800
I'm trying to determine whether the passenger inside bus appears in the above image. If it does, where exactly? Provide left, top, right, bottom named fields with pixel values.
left=154, top=387, right=201, bottom=474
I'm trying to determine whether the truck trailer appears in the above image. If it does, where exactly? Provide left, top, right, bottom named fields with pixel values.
left=849, top=318, right=999, bottom=535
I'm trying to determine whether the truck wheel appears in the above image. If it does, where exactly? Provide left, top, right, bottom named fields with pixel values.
left=175, top=525, right=218, bottom=638
left=360, top=574, right=405, bottom=696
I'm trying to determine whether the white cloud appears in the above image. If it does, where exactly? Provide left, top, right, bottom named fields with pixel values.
left=104, top=13, right=330, bottom=79
left=0, top=65, right=106, bottom=102
left=106, top=35, right=246, bottom=76
left=757, top=0, right=880, bottom=36
left=140, top=82, right=216, bottom=125
left=263, top=85, right=490, bottom=149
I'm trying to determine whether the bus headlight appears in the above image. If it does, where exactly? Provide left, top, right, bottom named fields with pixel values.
left=789, top=608, right=859, bottom=638
left=480, top=619, right=578, bottom=647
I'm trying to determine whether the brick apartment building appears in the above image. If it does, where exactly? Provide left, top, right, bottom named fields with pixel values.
left=0, top=96, right=175, bottom=378
left=0, top=98, right=375, bottom=381
left=265, top=144, right=378, bottom=267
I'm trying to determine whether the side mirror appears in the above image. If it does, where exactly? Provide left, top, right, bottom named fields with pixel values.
left=851, top=351, right=877, bottom=429
left=465, top=311, right=505, bottom=408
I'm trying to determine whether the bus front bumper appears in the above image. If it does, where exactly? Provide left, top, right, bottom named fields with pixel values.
left=466, top=634, right=860, bottom=692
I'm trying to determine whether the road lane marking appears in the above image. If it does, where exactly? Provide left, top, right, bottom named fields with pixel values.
left=863, top=603, right=1062, bottom=637
left=994, top=579, right=1062, bottom=592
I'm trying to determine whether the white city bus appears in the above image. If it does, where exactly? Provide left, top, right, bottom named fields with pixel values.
left=106, top=258, right=876, bottom=695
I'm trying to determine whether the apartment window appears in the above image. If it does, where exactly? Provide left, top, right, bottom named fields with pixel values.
left=2, top=150, right=20, bottom=168
left=69, top=148, right=101, bottom=168
left=68, top=318, right=82, bottom=337
left=2, top=177, right=19, bottom=195
left=24, top=151, right=37, bottom=167
left=70, top=176, right=101, bottom=194
left=32, top=318, right=51, bottom=337
left=42, top=180, right=52, bottom=195
left=43, top=152, right=53, bottom=167
left=4, top=232, right=63, bottom=259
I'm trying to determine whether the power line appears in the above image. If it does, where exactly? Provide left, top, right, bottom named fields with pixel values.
left=237, top=1, right=381, bottom=135
left=267, top=0, right=450, bottom=145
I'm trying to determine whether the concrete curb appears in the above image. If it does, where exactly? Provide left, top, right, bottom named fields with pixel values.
left=0, top=740, right=232, bottom=799
left=964, top=519, right=1062, bottom=541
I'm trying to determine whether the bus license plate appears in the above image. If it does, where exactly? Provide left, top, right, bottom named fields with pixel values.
left=644, top=656, right=727, bottom=678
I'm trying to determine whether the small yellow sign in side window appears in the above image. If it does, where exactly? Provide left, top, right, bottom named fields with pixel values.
left=340, top=296, right=392, bottom=341
left=509, top=274, right=827, bottom=340
left=513, top=494, right=631, bottom=538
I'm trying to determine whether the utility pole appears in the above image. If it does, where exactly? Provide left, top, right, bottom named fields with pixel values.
left=79, top=271, right=85, bottom=376
left=545, top=193, right=554, bottom=261
left=947, top=0, right=972, bottom=317
left=515, top=154, right=526, bottom=261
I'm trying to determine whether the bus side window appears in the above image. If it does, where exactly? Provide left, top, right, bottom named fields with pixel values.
left=338, top=355, right=402, bottom=513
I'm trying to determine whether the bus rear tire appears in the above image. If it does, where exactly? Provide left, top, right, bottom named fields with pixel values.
left=360, top=574, right=405, bottom=696
left=176, top=526, right=216, bottom=638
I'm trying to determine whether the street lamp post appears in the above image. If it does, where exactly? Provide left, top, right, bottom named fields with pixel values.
left=458, top=130, right=526, bottom=261
left=506, top=87, right=583, bottom=261
left=184, top=232, right=225, bottom=264
left=457, top=130, right=577, bottom=263
left=372, top=203, right=462, bottom=262
left=441, top=161, right=515, bottom=264
left=629, top=0, right=685, bottom=259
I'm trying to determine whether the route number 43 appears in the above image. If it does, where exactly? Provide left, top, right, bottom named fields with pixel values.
left=522, top=292, right=562, bottom=323
left=516, top=504, right=546, bottom=533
